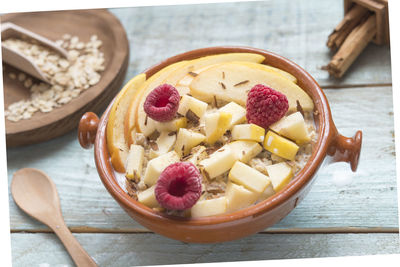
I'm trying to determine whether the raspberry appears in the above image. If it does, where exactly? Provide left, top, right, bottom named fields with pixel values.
left=155, top=162, right=202, bottom=210
left=143, top=84, right=180, bottom=122
left=246, top=84, right=289, bottom=128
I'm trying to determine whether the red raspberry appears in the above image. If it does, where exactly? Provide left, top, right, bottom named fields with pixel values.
left=143, top=84, right=180, bottom=122
left=246, top=84, right=288, bottom=128
left=155, top=162, right=202, bottom=210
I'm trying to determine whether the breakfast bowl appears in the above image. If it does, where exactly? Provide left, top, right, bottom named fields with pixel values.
left=78, top=46, right=362, bottom=243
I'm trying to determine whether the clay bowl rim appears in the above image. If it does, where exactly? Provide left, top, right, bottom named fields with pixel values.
left=95, top=46, right=332, bottom=226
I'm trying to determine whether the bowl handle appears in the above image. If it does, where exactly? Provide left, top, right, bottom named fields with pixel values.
left=78, top=112, right=99, bottom=149
left=327, top=130, right=362, bottom=172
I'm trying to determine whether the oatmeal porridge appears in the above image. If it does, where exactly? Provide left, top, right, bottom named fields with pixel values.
left=108, top=53, right=317, bottom=218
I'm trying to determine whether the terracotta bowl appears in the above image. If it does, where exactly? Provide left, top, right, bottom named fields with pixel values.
left=78, top=46, right=362, bottom=243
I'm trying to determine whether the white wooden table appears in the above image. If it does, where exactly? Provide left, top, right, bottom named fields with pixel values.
left=7, top=1, right=399, bottom=266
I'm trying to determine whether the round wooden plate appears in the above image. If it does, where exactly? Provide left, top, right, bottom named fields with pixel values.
left=2, top=9, right=129, bottom=147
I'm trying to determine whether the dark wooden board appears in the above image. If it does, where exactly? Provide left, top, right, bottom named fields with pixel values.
left=2, top=9, right=129, bottom=147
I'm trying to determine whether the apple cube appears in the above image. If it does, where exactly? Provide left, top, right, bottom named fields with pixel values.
left=139, top=116, right=158, bottom=137
left=149, top=131, right=177, bottom=159
left=137, top=185, right=160, bottom=208
left=263, top=131, right=299, bottom=160
left=232, top=123, right=265, bottom=142
left=219, top=102, right=246, bottom=129
left=174, top=128, right=206, bottom=157
left=269, top=112, right=311, bottom=144
left=228, top=140, right=262, bottom=163
left=257, top=183, right=275, bottom=202
left=125, top=144, right=144, bottom=180
left=266, top=162, right=293, bottom=192
left=177, top=94, right=208, bottom=119
left=204, top=111, right=232, bottom=144
left=199, top=145, right=236, bottom=179
left=225, top=182, right=259, bottom=212
left=156, top=116, right=187, bottom=132
left=143, top=151, right=180, bottom=186
left=190, top=197, right=227, bottom=218
left=184, top=146, right=207, bottom=165
left=228, top=161, right=271, bottom=193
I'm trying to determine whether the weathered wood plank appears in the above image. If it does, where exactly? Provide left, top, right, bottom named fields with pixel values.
left=11, top=233, right=400, bottom=266
left=109, top=0, right=392, bottom=89
left=7, top=86, right=397, bottom=231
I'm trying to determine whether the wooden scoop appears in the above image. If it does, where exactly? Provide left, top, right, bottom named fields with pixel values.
left=11, top=168, right=98, bottom=267
left=1, top=22, right=69, bottom=83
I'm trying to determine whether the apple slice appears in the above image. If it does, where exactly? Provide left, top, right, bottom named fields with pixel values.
left=204, top=111, right=232, bottom=144
left=266, top=162, right=293, bottom=192
left=125, top=144, right=145, bottom=180
left=228, top=161, right=271, bottom=193
left=231, top=123, right=265, bottom=142
left=107, top=73, right=146, bottom=172
left=199, top=145, right=236, bottom=179
left=174, top=128, right=206, bottom=157
left=269, top=112, right=311, bottom=144
left=189, top=62, right=313, bottom=111
left=225, top=182, right=259, bottom=212
left=137, top=185, right=160, bottom=208
left=228, top=140, right=262, bottom=163
left=142, top=151, right=180, bottom=186
left=235, top=61, right=297, bottom=83
left=190, top=196, right=227, bottom=218
left=125, top=61, right=188, bottom=143
left=149, top=131, right=177, bottom=159
left=263, top=131, right=299, bottom=160
left=219, top=101, right=247, bottom=129
left=163, top=53, right=265, bottom=88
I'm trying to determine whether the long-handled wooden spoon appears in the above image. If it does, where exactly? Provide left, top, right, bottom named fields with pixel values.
left=11, top=168, right=98, bottom=267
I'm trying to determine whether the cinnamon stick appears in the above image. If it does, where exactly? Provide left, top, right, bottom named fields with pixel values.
left=327, top=14, right=376, bottom=78
left=327, top=5, right=369, bottom=51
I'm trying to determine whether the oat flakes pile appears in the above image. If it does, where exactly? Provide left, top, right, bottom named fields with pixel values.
left=3, top=34, right=105, bottom=122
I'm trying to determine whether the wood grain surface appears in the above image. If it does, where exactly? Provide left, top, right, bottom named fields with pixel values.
left=6, top=0, right=398, bottom=266
left=2, top=9, right=129, bottom=147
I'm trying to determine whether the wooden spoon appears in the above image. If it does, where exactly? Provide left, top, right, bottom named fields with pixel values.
left=11, top=168, right=98, bottom=267
left=1, top=22, right=69, bottom=83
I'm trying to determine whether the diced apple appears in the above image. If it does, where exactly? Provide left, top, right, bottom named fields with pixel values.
left=177, top=94, right=208, bottom=119
left=184, top=146, right=207, bottom=165
left=204, top=111, right=232, bottom=144
left=174, top=128, right=206, bottom=157
left=156, top=117, right=187, bottom=132
left=231, top=123, right=265, bottom=142
left=269, top=112, right=311, bottom=144
left=266, top=162, right=293, bottom=192
left=190, top=197, right=227, bottom=218
left=228, top=140, right=262, bottom=163
left=228, top=161, right=271, bottom=193
left=143, top=151, right=180, bottom=186
left=263, top=131, right=299, bottom=160
left=125, top=144, right=145, bottom=180
left=225, top=182, right=259, bottom=212
left=219, top=102, right=247, bottom=129
left=199, top=145, right=236, bottom=179
left=149, top=131, right=176, bottom=159
left=137, top=185, right=160, bottom=208
left=257, top=183, right=275, bottom=202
